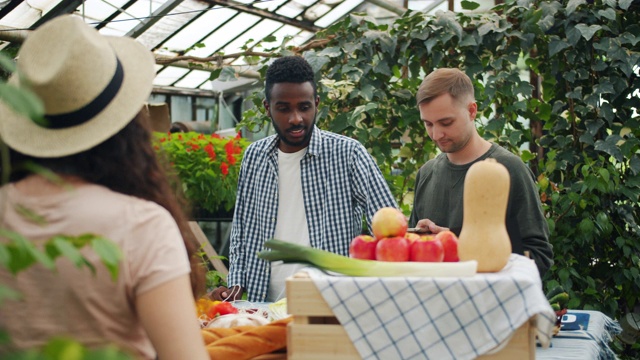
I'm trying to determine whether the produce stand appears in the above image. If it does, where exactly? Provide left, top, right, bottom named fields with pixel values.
left=285, top=254, right=556, bottom=360
left=286, top=273, right=536, bottom=359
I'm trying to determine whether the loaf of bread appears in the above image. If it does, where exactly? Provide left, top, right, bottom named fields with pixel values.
left=206, top=317, right=292, bottom=360
left=201, top=326, right=255, bottom=345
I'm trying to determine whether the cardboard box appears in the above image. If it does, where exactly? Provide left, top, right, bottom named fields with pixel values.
left=286, top=273, right=536, bottom=360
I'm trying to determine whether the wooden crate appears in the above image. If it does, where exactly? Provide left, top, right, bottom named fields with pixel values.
left=286, top=273, right=536, bottom=360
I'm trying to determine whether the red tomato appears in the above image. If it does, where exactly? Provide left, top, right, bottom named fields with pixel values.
left=207, top=301, right=239, bottom=318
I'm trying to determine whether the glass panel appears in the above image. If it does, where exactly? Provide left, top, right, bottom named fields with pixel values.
left=315, top=0, right=363, bottom=27
left=187, top=12, right=261, bottom=58
left=254, top=0, right=286, bottom=11
left=174, top=69, right=212, bottom=89
left=170, top=95, right=193, bottom=121
left=223, top=18, right=282, bottom=65
left=276, top=3, right=305, bottom=18
left=161, top=7, right=237, bottom=56
left=0, top=0, right=62, bottom=27
left=154, top=66, right=189, bottom=86
left=135, top=1, right=210, bottom=50
left=75, top=0, right=116, bottom=23
left=149, top=93, right=167, bottom=104
left=195, top=96, right=217, bottom=121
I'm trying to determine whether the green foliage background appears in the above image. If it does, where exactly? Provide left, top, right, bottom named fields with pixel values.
left=226, top=0, right=640, bottom=356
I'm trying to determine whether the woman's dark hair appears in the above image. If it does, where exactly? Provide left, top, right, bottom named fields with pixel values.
left=9, top=113, right=206, bottom=298
left=264, top=56, right=317, bottom=103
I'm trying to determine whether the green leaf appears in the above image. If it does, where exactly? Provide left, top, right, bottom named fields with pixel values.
left=566, top=0, right=586, bottom=15
left=594, top=136, right=623, bottom=162
left=262, top=35, right=277, bottom=43
left=597, top=8, right=616, bottom=21
left=619, top=0, right=633, bottom=10
left=575, top=24, right=602, bottom=41
left=42, top=337, right=86, bottom=360
left=359, top=84, right=375, bottom=101
left=0, top=82, right=45, bottom=124
left=91, top=237, right=123, bottom=281
left=548, top=39, right=570, bottom=57
left=630, top=156, right=640, bottom=175
left=461, top=1, right=480, bottom=10
left=218, top=66, right=239, bottom=82
left=0, top=229, right=55, bottom=273
left=49, top=237, right=89, bottom=269
left=0, top=52, right=16, bottom=72
left=363, top=30, right=396, bottom=55
left=304, top=52, right=330, bottom=73
left=0, top=284, right=22, bottom=305
left=208, top=68, right=222, bottom=81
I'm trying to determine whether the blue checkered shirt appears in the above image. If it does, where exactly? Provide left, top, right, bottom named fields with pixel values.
left=227, top=127, right=398, bottom=302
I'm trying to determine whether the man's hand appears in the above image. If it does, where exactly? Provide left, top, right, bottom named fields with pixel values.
left=208, top=285, right=244, bottom=301
left=415, top=219, right=450, bottom=234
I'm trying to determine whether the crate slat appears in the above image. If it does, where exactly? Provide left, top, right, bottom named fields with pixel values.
left=286, top=273, right=535, bottom=360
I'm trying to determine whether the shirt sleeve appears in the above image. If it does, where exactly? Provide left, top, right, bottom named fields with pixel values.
left=351, top=144, right=399, bottom=230
left=408, top=168, right=423, bottom=228
left=227, top=148, right=249, bottom=290
left=506, top=159, right=554, bottom=276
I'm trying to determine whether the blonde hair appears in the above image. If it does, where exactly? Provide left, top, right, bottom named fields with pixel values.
left=416, top=68, right=474, bottom=105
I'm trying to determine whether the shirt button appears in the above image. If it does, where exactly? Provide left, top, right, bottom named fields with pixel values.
left=272, top=217, right=276, bottom=222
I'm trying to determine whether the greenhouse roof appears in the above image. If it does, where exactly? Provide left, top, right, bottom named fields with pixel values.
left=0, top=0, right=448, bottom=94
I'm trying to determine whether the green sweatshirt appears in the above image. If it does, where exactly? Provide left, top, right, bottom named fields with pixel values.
left=409, top=143, right=554, bottom=275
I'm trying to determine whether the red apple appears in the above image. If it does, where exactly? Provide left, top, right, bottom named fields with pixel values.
left=435, top=230, right=459, bottom=262
left=404, top=232, right=422, bottom=243
left=371, top=207, right=408, bottom=239
left=375, top=236, right=410, bottom=262
left=410, top=235, right=444, bottom=262
left=349, top=235, right=378, bottom=260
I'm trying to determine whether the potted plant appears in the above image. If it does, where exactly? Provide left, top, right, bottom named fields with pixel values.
left=152, top=131, right=249, bottom=219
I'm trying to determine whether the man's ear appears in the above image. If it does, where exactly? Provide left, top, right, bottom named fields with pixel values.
left=315, top=95, right=320, bottom=108
left=263, top=99, right=270, bottom=115
left=468, top=101, right=478, bottom=121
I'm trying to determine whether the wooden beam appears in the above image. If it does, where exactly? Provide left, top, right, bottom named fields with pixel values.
left=189, top=221, right=228, bottom=276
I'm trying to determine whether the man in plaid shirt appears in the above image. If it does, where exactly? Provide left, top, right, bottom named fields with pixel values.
left=209, top=56, right=398, bottom=302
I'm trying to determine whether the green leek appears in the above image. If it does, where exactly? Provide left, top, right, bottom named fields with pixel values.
left=257, top=239, right=477, bottom=277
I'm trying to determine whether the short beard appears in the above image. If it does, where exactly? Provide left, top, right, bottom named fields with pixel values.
left=272, top=114, right=316, bottom=148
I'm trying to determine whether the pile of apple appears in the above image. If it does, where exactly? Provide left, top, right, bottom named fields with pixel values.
left=349, top=207, right=459, bottom=262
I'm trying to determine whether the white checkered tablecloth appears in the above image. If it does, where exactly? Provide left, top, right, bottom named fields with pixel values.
left=304, top=254, right=557, bottom=360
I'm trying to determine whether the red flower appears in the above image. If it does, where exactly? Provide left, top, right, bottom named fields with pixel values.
left=224, top=140, right=234, bottom=155
left=227, top=153, right=236, bottom=165
left=198, top=134, right=205, bottom=140
left=235, top=131, right=242, bottom=139
left=220, top=162, right=229, bottom=176
left=211, top=133, right=222, bottom=139
left=190, top=143, right=200, bottom=151
left=204, top=144, right=216, bottom=160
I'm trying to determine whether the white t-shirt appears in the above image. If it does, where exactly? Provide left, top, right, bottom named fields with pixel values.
left=267, top=148, right=310, bottom=302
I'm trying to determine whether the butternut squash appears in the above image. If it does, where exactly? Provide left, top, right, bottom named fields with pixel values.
left=457, top=158, right=512, bottom=272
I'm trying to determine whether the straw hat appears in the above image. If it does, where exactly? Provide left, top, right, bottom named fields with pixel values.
left=0, top=15, right=156, bottom=157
